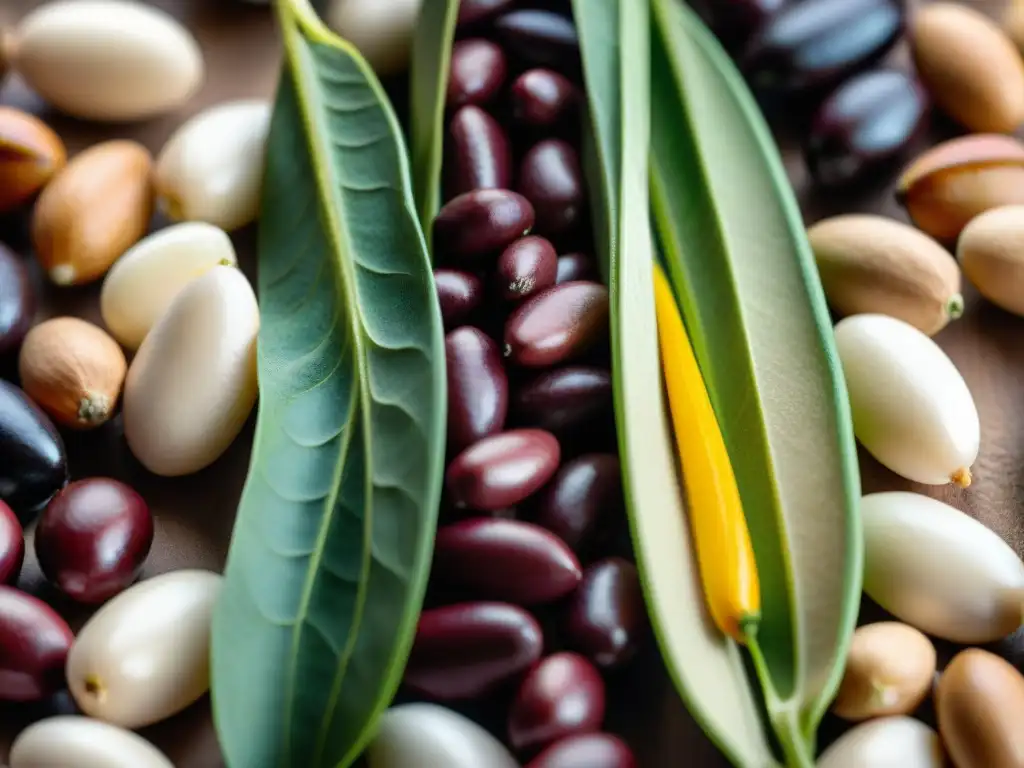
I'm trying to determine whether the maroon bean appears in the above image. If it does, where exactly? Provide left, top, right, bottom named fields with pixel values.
left=534, top=454, right=621, bottom=553
left=0, top=501, right=23, bottom=586
left=526, top=733, right=637, bottom=768
left=0, top=586, right=73, bottom=701
left=494, top=10, right=580, bottom=71
left=514, top=366, right=612, bottom=432
left=447, top=106, right=513, bottom=198
left=508, top=652, right=606, bottom=754
left=511, top=69, right=579, bottom=129
left=446, top=429, right=560, bottom=510
left=434, top=189, right=535, bottom=260
left=0, top=243, right=35, bottom=356
left=555, top=253, right=598, bottom=285
left=34, top=478, right=153, bottom=604
left=504, top=282, right=609, bottom=367
left=448, top=39, right=507, bottom=108
left=518, top=139, right=585, bottom=237
left=446, top=327, right=508, bottom=453
left=706, top=0, right=788, bottom=52
left=434, top=518, right=582, bottom=604
left=565, top=558, right=645, bottom=668
left=497, top=236, right=558, bottom=301
left=435, top=268, right=484, bottom=329
left=805, top=69, right=928, bottom=188
left=405, top=601, right=543, bottom=700
left=458, top=0, right=515, bottom=28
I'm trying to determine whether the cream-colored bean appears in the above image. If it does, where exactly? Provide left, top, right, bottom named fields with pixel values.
left=66, top=570, right=222, bottom=729
left=10, top=716, right=174, bottom=768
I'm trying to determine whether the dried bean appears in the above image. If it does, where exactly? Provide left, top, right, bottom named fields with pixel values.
left=534, top=454, right=621, bottom=553
left=494, top=10, right=580, bottom=72
left=555, top=253, right=598, bottom=284
left=497, top=236, right=558, bottom=301
left=504, top=282, right=609, bottom=367
left=0, top=244, right=35, bottom=356
left=446, top=429, right=560, bottom=510
left=448, top=39, right=507, bottom=108
left=447, top=106, right=513, bottom=198
left=518, top=139, right=586, bottom=237
left=446, top=327, right=509, bottom=453
left=435, top=269, right=484, bottom=329
left=565, top=558, right=645, bottom=668
left=511, top=69, right=579, bottom=130
left=526, top=733, right=637, bottom=768
left=458, top=0, right=515, bottom=29
left=434, top=189, right=535, bottom=261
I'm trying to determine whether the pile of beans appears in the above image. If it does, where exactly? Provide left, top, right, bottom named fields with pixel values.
left=402, top=1, right=647, bottom=765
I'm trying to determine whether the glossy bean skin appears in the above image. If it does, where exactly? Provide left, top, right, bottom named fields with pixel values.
left=0, top=501, right=24, bottom=586
left=0, top=381, right=68, bottom=523
left=448, top=39, right=507, bottom=108
left=435, top=269, right=484, bottom=329
left=805, top=69, right=928, bottom=188
left=446, top=327, right=508, bottom=453
left=514, top=366, right=612, bottom=432
left=565, top=558, right=645, bottom=668
left=504, top=282, right=610, bottom=367
left=518, top=139, right=586, bottom=237
left=497, top=236, right=558, bottom=301
left=0, top=244, right=35, bottom=356
left=446, top=429, right=560, bottom=510
left=494, top=10, right=580, bottom=71
left=526, top=733, right=637, bottom=768
left=447, top=106, right=513, bottom=198
left=741, top=0, right=904, bottom=98
left=508, top=652, right=606, bottom=753
left=405, top=602, right=544, bottom=700
left=434, top=189, right=535, bottom=261
left=0, top=586, right=74, bottom=701
left=434, top=518, right=582, bottom=605
left=511, top=69, right=578, bottom=130
left=458, top=0, right=515, bottom=29
left=555, top=253, right=598, bottom=285
left=534, top=454, right=621, bottom=553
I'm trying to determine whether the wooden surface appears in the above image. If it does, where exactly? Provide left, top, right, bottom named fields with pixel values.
left=0, top=0, right=1021, bottom=766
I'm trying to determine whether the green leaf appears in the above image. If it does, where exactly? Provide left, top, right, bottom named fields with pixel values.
left=573, top=2, right=778, bottom=767
left=209, top=1, right=446, bottom=766
left=409, top=0, right=459, bottom=244
left=650, top=0, right=862, bottom=760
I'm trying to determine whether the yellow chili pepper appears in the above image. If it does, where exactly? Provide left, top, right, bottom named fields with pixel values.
left=651, top=262, right=760, bottom=643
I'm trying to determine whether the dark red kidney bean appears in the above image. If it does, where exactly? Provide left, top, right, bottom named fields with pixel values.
left=0, top=586, right=73, bottom=701
left=511, top=69, right=579, bottom=129
left=526, top=733, right=637, bottom=768
left=555, top=253, right=598, bottom=285
left=504, top=282, right=609, bottom=367
left=518, top=139, right=585, bottom=237
left=804, top=69, right=928, bottom=188
left=446, top=429, right=560, bottom=510
left=0, top=380, right=67, bottom=523
left=0, top=243, right=35, bottom=356
left=435, top=268, right=484, bottom=329
left=434, top=518, right=582, bottom=605
left=508, top=652, right=606, bottom=753
left=34, top=478, right=154, bottom=604
left=497, top=236, right=558, bottom=301
left=458, top=0, right=515, bottom=28
left=534, top=454, right=621, bottom=553
left=434, top=189, right=535, bottom=260
left=448, top=39, right=507, bottom=108
left=0, top=501, right=24, bottom=586
left=447, top=106, right=512, bottom=198
left=565, top=558, right=645, bottom=668
left=446, top=327, right=508, bottom=453
left=707, top=0, right=789, bottom=52
left=741, top=0, right=904, bottom=98
left=405, top=601, right=543, bottom=700
left=494, top=10, right=579, bottom=71
left=514, top=366, right=612, bottom=432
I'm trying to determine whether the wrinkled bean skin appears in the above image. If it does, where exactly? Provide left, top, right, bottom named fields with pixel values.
left=434, top=518, right=582, bottom=605
left=504, top=282, right=610, bottom=367
left=514, top=366, right=612, bottom=432
left=565, top=558, right=645, bottom=668
left=508, top=652, right=606, bottom=753
left=0, top=501, right=24, bottom=586
left=0, top=244, right=35, bottom=357
left=0, top=381, right=68, bottom=523
left=435, top=269, right=484, bottom=330
left=0, top=586, right=74, bottom=701
left=458, top=0, right=515, bottom=29
left=511, top=69, right=579, bottom=130
left=447, top=106, right=513, bottom=198
left=434, top=189, right=535, bottom=260
left=449, top=39, right=507, bottom=108
left=555, top=253, right=598, bottom=285
left=741, top=0, right=904, bottom=98
left=405, top=602, right=544, bottom=700
left=497, top=236, right=558, bottom=301
left=805, top=69, right=928, bottom=188
left=446, top=327, right=508, bottom=453
left=518, top=139, right=586, bottom=237
left=526, top=733, right=637, bottom=768
left=446, top=429, right=560, bottom=510
left=494, top=10, right=580, bottom=71
left=534, top=454, right=621, bottom=554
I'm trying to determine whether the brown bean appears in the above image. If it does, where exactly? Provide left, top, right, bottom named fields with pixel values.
left=534, top=454, right=621, bottom=553
left=518, top=139, right=586, bottom=238
left=514, top=366, right=612, bottom=432
left=511, top=69, right=579, bottom=129
left=447, top=106, right=513, bottom=199
left=435, top=268, right=484, bottom=329
left=504, top=281, right=609, bottom=367
left=497, top=236, right=558, bottom=301
left=0, top=243, right=35, bottom=357
left=448, top=39, right=507, bottom=108
left=446, top=327, right=508, bottom=453
left=433, top=518, right=582, bottom=605
left=458, top=0, right=515, bottom=29
left=434, top=189, right=535, bottom=260
left=526, top=733, right=637, bottom=768
left=405, top=601, right=543, bottom=700
left=446, top=429, right=560, bottom=510
left=494, top=10, right=580, bottom=72
left=565, top=558, right=645, bottom=668
left=555, top=253, right=598, bottom=284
